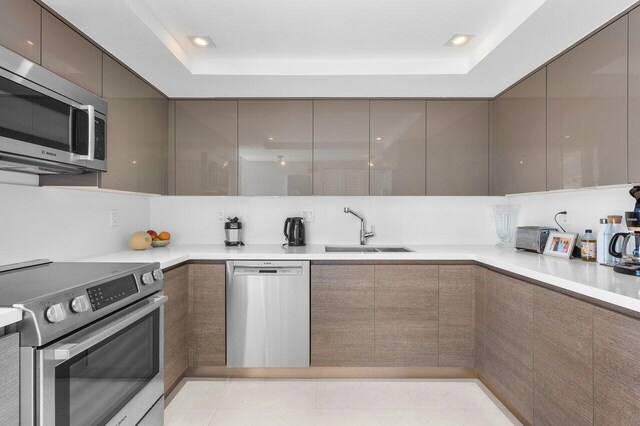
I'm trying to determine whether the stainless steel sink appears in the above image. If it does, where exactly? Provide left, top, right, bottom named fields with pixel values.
left=325, top=246, right=413, bottom=253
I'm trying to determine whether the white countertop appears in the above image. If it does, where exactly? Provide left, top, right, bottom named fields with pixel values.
left=0, top=307, right=22, bottom=328
left=79, top=244, right=640, bottom=314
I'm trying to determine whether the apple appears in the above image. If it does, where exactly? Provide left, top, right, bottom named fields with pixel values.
left=147, top=230, right=158, bottom=239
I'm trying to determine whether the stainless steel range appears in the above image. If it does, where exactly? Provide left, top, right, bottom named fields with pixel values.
left=0, top=259, right=166, bottom=426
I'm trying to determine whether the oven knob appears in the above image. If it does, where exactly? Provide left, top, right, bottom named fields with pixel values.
left=141, top=272, right=154, bottom=285
left=152, top=269, right=163, bottom=281
left=45, top=303, right=67, bottom=323
left=70, top=295, right=90, bottom=313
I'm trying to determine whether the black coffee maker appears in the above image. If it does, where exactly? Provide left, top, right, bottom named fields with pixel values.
left=609, top=186, right=640, bottom=276
left=284, top=217, right=305, bottom=246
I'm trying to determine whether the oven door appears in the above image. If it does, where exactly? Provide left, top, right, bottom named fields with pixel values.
left=36, top=294, right=166, bottom=426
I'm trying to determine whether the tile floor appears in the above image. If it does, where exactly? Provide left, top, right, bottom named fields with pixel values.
left=164, top=378, right=521, bottom=425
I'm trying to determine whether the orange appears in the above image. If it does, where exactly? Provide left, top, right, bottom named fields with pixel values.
left=158, top=231, right=171, bottom=240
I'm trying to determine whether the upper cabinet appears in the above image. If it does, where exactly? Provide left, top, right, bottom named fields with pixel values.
left=102, top=55, right=167, bottom=194
left=426, top=100, right=489, bottom=196
left=238, top=100, right=313, bottom=196
left=370, top=100, right=426, bottom=195
left=547, top=16, right=628, bottom=190
left=628, top=8, right=640, bottom=183
left=313, top=100, right=369, bottom=196
left=41, top=10, right=103, bottom=96
left=174, top=101, right=238, bottom=195
left=0, top=0, right=41, bottom=63
left=495, top=69, right=547, bottom=195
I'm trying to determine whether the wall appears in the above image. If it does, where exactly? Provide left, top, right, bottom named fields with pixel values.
left=0, top=182, right=151, bottom=264
left=150, top=196, right=504, bottom=245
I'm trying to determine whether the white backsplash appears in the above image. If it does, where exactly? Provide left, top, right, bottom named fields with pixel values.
left=0, top=183, right=151, bottom=264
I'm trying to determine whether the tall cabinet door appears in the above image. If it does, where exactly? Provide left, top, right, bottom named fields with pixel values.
left=175, top=101, right=238, bottom=195
left=547, top=16, right=628, bottom=190
left=495, top=69, right=547, bottom=195
left=313, top=100, right=369, bottom=195
left=628, top=8, right=640, bottom=183
left=426, top=100, right=489, bottom=196
left=370, top=100, right=426, bottom=195
left=0, top=0, right=41, bottom=63
left=238, top=100, right=312, bottom=196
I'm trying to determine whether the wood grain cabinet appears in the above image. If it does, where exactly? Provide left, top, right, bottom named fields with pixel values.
left=102, top=55, right=168, bottom=194
left=313, top=100, right=370, bottom=195
left=370, top=100, right=426, bottom=195
left=484, top=271, right=534, bottom=423
left=547, top=15, right=628, bottom=190
left=594, top=307, right=640, bottom=424
left=438, top=265, right=474, bottom=367
left=474, top=266, right=486, bottom=372
left=238, top=100, right=313, bottom=196
left=0, top=0, right=41, bottom=63
left=0, top=333, right=19, bottom=426
left=533, top=286, right=594, bottom=426
left=494, top=69, right=547, bottom=195
left=41, top=10, right=103, bottom=96
left=311, top=264, right=375, bottom=366
left=188, top=264, right=225, bottom=366
left=374, top=265, right=438, bottom=366
left=426, top=101, right=489, bottom=196
left=175, top=101, right=238, bottom=195
left=162, top=265, right=188, bottom=393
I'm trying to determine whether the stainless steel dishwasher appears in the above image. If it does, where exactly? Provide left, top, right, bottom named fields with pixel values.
left=226, top=260, right=310, bottom=368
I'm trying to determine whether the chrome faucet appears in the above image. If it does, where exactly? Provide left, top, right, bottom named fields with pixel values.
left=344, top=207, right=374, bottom=245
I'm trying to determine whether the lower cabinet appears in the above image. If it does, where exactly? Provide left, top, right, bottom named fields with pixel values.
left=163, top=265, right=188, bottom=393
left=0, top=332, right=19, bottom=426
left=438, top=265, right=474, bottom=367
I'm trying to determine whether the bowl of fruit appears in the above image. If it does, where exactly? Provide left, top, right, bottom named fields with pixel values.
left=147, top=230, right=171, bottom=247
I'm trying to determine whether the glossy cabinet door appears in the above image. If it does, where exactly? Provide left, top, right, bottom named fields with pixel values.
left=102, top=55, right=167, bottom=194
left=41, top=10, right=103, bottom=96
left=547, top=16, right=628, bottom=190
left=628, top=8, right=640, bottom=183
left=426, top=100, right=489, bottom=196
left=313, top=100, right=369, bottom=195
left=374, top=265, right=438, bottom=366
left=495, top=69, right=547, bottom=195
left=238, top=100, right=312, bottom=196
left=0, top=0, right=41, bottom=63
left=175, top=101, right=238, bottom=195
left=370, top=100, right=426, bottom=195
left=163, top=265, right=188, bottom=393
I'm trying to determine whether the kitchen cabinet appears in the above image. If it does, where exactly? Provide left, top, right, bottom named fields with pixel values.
left=474, top=266, right=486, bottom=372
left=494, top=69, right=547, bottom=195
left=188, top=264, right=225, bottom=366
left=374, top=265, right=438, bottom=366
left=311, top=264, right=375, bottom=366
left=533, top=286, right=593, bottom=425
left=628, top=8, right=640, bottom=183
left=484, top=270, right=534, bottom=423
left=163, top=265, right=188, bottom=393
left=175, top=101, right=237, bottom=195
left=101, top=55, right=168, bottom=194
left=41, top=10, right=103, bottom=96
left=370, top=100, right=426, bottom=195
left=594, top=307, right=640, bottom=424
left=313, top=100, right=369, bottom=195
left=0, top=0, right=41, bottom=63
left=547, top=16, right=628, bottom=190
left=438, top=265, right=474, bottom=367
left=0, top=333, right=19, bottom=426
left=238, top=100, right=312, bottom=196
left=426, top=101, right=489, bottom=196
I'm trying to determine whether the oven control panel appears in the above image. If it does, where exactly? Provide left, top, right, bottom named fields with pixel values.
left=86, top=274, right=139, bottom=311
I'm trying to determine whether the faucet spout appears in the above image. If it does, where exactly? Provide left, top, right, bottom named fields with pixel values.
left=343, top=207, right=374, bottom=245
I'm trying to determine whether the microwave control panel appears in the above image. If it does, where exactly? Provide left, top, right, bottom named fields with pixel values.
left=86, top=274, right=139, bottom=311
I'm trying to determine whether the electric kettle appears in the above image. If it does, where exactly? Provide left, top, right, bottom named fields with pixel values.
left=284, top=217, right=306, bottom=246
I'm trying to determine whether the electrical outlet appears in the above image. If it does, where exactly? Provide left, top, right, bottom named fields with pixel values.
left=109, top=209, right=119, bottom=227
left=302, top=209, right=315, bottom=223
left=557, top=208, right=571, bottom=226
left=216, top=210, right=226, bottom=223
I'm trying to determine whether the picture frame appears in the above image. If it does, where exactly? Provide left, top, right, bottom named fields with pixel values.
left=543, top=231, right=578, bottom=259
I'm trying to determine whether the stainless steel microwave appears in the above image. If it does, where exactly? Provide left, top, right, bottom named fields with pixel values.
left=0, top=44, right=107, bottom=175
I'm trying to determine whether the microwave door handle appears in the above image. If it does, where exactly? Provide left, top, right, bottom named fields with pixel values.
left=51, top=295, right=167, bottom=362
left=74, top=104, right=95, bottom=162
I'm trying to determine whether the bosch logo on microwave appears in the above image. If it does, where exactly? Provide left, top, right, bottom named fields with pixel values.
left=41, top=150, right=57, bottom=157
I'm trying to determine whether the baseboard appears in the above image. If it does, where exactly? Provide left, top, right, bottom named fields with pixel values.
left=477, top=371, right=531, bottom=426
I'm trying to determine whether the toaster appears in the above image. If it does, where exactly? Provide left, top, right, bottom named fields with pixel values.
left=515, top=226, right=558, bottom=253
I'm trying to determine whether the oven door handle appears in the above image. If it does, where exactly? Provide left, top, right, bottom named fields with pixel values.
left=74, top=104, right=95, bottom=162
left=53, top=295, right=167, bottom=361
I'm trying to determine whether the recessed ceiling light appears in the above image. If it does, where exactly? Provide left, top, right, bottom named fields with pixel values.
left=188, top=35, right=215, bottom=48
left=448, top=34, right=473, bottom=46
